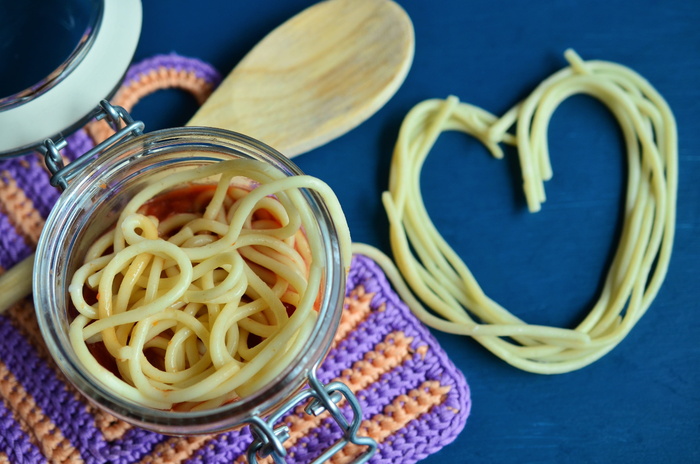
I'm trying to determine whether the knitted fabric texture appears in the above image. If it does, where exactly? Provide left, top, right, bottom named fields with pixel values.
left=0, top=54, right=470, bottom=463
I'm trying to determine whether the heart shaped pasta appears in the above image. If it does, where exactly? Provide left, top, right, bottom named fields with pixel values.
left=360, top=49, right=678, bottom=374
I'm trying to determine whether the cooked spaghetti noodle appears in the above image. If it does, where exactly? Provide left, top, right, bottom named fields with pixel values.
left=358, top=49, right=677, bottom=374
left=68, top=158, right=350, bottom=410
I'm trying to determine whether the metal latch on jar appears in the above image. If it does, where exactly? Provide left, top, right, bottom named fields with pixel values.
left=247, top=369, right=377, bottom=464
left=39, top=100, right=144, bottom=190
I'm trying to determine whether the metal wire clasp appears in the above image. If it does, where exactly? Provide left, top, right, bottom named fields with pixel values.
left=246, top=369, right=377, bottom=464
left=39, top=100, right=144, bottom=191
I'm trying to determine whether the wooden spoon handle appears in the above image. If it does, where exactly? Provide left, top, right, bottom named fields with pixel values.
left=0, top=254, right=34, bottom=313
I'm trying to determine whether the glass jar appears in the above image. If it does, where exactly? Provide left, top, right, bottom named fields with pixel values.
left=33, top=120, right=376, bottom=462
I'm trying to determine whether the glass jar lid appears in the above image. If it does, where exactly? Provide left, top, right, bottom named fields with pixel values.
left=0, top=0, right=142, bottom=157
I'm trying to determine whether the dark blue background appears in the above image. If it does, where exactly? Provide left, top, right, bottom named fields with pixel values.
left=130, top=1, right=699, bottom=462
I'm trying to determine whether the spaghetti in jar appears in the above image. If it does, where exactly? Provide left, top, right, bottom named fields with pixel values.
left=34, top=127, right=350, bottom=434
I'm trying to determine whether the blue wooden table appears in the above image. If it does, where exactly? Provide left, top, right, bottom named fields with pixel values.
left=113, top=0, right=700, bottom=461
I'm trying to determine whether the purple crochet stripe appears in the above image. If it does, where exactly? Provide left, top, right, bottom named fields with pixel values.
left=86, top=427, right=164, bottom=464
left=81, top=434, right=165, bottom=464
left=0, top=316, right=164, bottom=464
left=0, top=214, right=31, bottom=269
left=184, top=429, right=252, bottom=464
left=123, top=54, right=222, bottom=87
left=63, top=129, right=96, bottom=162
left=374, top=412, right=449, bottom=463
left=0, top=399, right=47, bottom=464
left=360, top=355, right=447, bottom=415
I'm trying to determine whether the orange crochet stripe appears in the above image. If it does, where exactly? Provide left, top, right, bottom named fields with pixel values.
left=333, top=285, right=377, bottom=346
left=0, top=172, right=44, bottom=245
left=137, top=435, right=213, bottom=464
left=86, top=68, right=218, bottom=144
left=330, top=381, right=451, bottom=464
left=93, top=411, right=134, bottom=443
left=338, top=332, right=427, bottom=390
left=117, top=67, right=215, bottom=107
left=0, top=362, right=81, bottom=463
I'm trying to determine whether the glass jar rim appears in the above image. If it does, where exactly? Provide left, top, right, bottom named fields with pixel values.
left=33, top=127, right=347, bottom=434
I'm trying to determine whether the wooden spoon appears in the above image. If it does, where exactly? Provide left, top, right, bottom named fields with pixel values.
left=188, top=0, right=414, bottom=156
left=0, top=0, right=414, bottom=312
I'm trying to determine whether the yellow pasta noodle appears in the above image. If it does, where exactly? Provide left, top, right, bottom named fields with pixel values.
left=356, top=49, right=677, bottom=374
left=68, top=158, right=351, bottom=410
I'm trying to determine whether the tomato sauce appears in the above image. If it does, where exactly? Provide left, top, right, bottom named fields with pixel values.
left=140, top=184, right=217, bottom=221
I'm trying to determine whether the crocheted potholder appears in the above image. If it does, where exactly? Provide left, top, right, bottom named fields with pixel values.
left=0, top=55, right=470, bottom=463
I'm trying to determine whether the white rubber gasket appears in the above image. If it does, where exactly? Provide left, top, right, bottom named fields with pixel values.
left=0, top=0, right=142, bottom=156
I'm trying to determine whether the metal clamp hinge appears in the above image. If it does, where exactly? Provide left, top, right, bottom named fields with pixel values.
left=246, top=370, right=377, bottom=464
left=39, top=100, right=144, bottom=191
